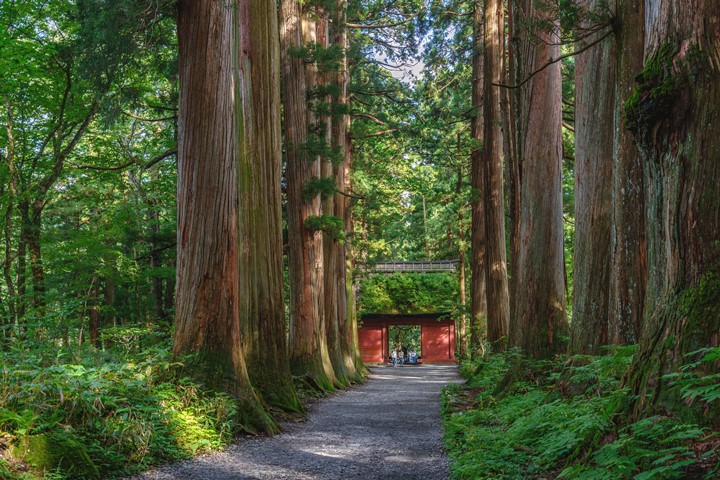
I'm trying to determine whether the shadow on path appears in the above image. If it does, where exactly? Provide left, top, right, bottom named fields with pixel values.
left=130, top=364, right=463, bottom=480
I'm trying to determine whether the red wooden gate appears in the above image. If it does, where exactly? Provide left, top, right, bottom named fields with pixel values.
left=358, top=313, right=456, bottom=363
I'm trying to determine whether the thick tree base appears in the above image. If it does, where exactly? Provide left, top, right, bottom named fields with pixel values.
left=181, top=351, right=279, bottom=435
left=624, top=273, right=720, bottom=424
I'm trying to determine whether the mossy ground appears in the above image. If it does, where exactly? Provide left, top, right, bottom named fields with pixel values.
left=442, top=349, right=720, bottom=480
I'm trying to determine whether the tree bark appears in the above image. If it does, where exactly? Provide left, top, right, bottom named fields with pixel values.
left=173, top=0, right=274, bottom=433
left=282, top=0, right=336, bottom=391
left=624, top=0, right=720, bottom=418
left=609, top=0, right=646, bottom=346
left=2, top=97, right=17, bottom=328
left=470, top=0, right=487, bottom=357
left=511, top=1, right=568, bottom=358
left=331, top=0, right=362, bottom=382
left=319, top=8, right=350, bottom=387
left=570, top=0, right=616, bottom=354
left=457, top=164, right=468, bottom=359
left=482, top=0, right=510, bottom=348
left=236, top=0, right=302, bottom=413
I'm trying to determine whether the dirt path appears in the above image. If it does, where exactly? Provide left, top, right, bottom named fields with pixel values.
left=130, top=364, right=462, bottom=480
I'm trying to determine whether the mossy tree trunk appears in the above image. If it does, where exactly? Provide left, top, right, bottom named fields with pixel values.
left=236, top=0, right=302, bottom=414
left=320, top=7, right=350, bottom=388
left=570, top=0, right=616, bottom=354
left=624, top=0, right=720, bottom=418
left=332, top=0, right=363, bottom=382
left=174, top=0, right=275, bottom=434
left=282, top=0, right=336, bottom=391
left=482, top=0, right=510, bottom=349
left=470, top=0, right=488, bottom=357
left=511, top=0, right=568, bottom=358
left=609, top=0, right=646, bottom=346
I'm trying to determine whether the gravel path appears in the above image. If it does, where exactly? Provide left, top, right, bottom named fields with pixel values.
left=130, top=363, right=463, bottom=480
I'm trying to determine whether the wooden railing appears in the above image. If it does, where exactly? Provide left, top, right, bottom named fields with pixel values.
left=361, top=259, right=459, bottom=273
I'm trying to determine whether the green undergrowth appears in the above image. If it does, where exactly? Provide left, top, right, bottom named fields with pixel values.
left=0, top=328, right=244, bottom=479
left=442, top=348, right=720, bottom=480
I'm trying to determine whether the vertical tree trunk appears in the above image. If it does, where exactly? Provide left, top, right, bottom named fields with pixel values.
left=236, top=0, right=302, bottom=413
left=609, top=0, right=646, bottom=346
left=331, top=0, right=362, bottom=382
left=148, top=206, right=167, bottom=324
left=319, top=9, right=350, bottom=387
left=457, top=164, right=468, bottom=359
left=2, top=97, right=17, bottom=328
left=504, top=1, right=520, bottom=326
left=570, top=0, right=616, bottom=354
left=282, top=0, right=336, bottom=391
left=624, top=0, right=720, bottom=418
left=25, top=205, right=45, bottom=314
left=511, top=0, right=568, bottom=358
left=470, top=0, right=488, bottom=356
left=173, top=0, right=274, bottom=433
left=88, top=277, right=101, bottom=348
left=482, top=0, right=510, bottom=348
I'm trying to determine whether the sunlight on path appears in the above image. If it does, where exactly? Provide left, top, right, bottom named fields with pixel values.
left=130, top=364, right=463, bottom=480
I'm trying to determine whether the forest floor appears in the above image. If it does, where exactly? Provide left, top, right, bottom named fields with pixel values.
left=127, top=363, right=463, bottom=480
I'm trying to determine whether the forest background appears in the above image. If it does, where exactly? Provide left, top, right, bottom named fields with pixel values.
left=0, top=0, right=719, bottom=478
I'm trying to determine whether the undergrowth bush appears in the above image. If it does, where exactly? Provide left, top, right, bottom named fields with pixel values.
left=0, top=327, right=242, bottom=479
left=443, top=348, right=719, bottom=480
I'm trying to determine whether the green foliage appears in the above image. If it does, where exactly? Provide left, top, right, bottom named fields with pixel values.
left=303, top=133, right=344, bottom=165
left=357, top=272, right=458, bottom=314
left=304, top=214, right=345, bottom=242
left=664, top=347, right=720, bottom=405
left=443, top=350, right=718, bottom=480
left=303, top=176, right=338, bottom=201
left=0, top=332, right=243, bottom=479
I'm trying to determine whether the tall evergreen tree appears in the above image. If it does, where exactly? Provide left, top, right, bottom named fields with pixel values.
left=173, top=0, right=275, bottom=433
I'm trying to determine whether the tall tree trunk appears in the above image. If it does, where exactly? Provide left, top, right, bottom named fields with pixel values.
left=332, top=0, right=361, bottom=382
left=2, top=97, right=17, bottom=328
left=511, top=1, right=568, bottom=358
left=457, top=164, right=468, bottom=359
left=570, top=0, right=616, bottom=354
left=173, top=0, right=274, bottom=433
left=504, top=2, right=520, bottom=327
left=88, top=277, right=101, bottom=348
left=282, top=0, right=336, bottom=391
left=470, top=0, right=488, bottom=356
left=344, top=143, right=366, bottom=374
left=624, top=0, right=720, bottom=418
left=319, top=9, right=350, bottom=387
left=236, top=0, right=302, bottom=413
left=482, top=0, right=510, bottom=348
left=148, top=205, right=166, bottom=324
left=16, top=226, right=26, bottom=320
left=609, top=0, right=646, bottom=346
left=24, top=205, right=45, bottom=315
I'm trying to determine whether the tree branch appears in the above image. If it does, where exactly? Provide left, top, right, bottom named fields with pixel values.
left=352, top=113, right=387, bottom=126
left=493, top=28, right=613, bottom=90
left=122, top=111, right=178, bottom=122
left=351, top=128, right=399, bottom=140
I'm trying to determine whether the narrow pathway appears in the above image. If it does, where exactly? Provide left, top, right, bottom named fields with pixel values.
left=131, top=364, right=462, bottom=480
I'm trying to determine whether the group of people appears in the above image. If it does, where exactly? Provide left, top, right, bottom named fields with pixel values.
left=390, top=346, right=417, bottom=366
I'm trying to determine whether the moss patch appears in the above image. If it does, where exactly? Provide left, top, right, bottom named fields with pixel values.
left=11, top=432, right=100, bottom=479
left=624, top=43, right=681, bottom=136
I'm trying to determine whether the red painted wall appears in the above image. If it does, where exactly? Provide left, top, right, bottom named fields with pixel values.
left=422, top=324, right=455, bottom=362
left=358, top=325, right=385, bottom=363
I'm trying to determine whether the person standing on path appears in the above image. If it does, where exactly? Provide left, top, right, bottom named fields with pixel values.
left=391, top=349, right=398, bottom=367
